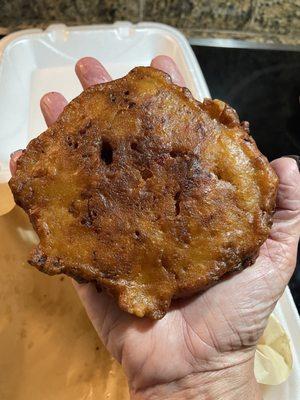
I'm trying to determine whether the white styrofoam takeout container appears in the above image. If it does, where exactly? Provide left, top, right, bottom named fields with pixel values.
left=0, top=21, right=299, bottom=399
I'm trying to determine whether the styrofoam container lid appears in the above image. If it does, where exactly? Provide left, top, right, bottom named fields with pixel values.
left=0, top=22, right=299, bottom=399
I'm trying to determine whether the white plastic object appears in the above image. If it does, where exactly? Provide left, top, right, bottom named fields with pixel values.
left=0, top=22, right=299, bottom=399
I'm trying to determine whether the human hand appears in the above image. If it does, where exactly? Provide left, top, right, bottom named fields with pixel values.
left=10, top=57, right=300, bottom=399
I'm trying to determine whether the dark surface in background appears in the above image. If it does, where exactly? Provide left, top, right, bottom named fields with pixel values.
left=192, top=45, right=300, bottom=312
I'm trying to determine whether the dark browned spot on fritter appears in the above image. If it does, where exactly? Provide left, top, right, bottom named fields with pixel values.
left=140, top=168, right=153, bottom=180
left=174, top=191, right=181, bottom=216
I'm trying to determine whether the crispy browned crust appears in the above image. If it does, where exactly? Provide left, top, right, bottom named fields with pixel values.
left=9, top=67, right=279, bottom=319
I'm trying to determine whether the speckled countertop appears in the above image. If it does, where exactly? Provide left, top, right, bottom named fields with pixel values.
left=0, top=0, right=299, bottom=45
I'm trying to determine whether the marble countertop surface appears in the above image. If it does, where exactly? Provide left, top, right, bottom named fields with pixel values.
left=0, top=0, right=299, bottom=45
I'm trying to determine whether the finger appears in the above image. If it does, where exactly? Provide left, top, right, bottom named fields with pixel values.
left=72, top=279, right=130, bottom=331
left=75, top=57, right=111, bottom=89
left=151, top=55, right=185, bottom=87
left=254, top=157, right=300, bottom=286
left=9, top=150, right=23, bottom=175
left=10, top=93, right=67, bottom=174
left=72, top=281, right=110, bottom=333
left=72, top=279, right=131, bottom=361
left=271, top=157, right=300, bottom=236
left=40, top=92, right=68, bottom=127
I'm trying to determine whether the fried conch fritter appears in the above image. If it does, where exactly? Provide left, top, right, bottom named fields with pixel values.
left=10, top=67, right=278, bottom=319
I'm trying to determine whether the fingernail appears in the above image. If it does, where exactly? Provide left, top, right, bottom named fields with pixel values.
left=151, top=55, right=186, bottom=87
left=75, top=57, right=111, bottom=87
left=10, top=149, right=23, bottom=158
left=285, top=155, right=300, bottom=172
left=40, top=92, right=58, bottom=120
left=40, top=92, right=68, bottom=126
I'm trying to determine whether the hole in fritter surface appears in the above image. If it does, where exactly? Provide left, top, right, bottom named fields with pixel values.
left=66, top=136, right=78, bottom=149
left=131, top=142, right=138, bottom=150
left=134, top=230, right=141, bottom=239
left=124, top=90, right=130, bottom=96
left=174, top=191, right=181, bottom=216
left=101, top=140, right=113, bottom=165
left=110, top=93, right=116, bottom=102
left=128, top=102, right=136, bottom=109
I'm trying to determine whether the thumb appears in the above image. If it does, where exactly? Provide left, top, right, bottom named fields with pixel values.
left=245, top=156, right=300, bottom=299
left=258, top=156, right=300, bottom=285
left=270, top=157, right=300, bottom=238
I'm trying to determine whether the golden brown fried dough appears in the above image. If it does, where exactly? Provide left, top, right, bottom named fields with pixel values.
left=9, top=67, right=278, bottom=319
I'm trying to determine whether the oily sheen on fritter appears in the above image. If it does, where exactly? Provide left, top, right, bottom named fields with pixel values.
left=10, top=67, right=278, bottom=319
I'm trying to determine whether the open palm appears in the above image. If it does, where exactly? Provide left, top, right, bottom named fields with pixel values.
left=75, top=157, right=300, bottom=391
left=11, top=56, right=300, bottom=398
